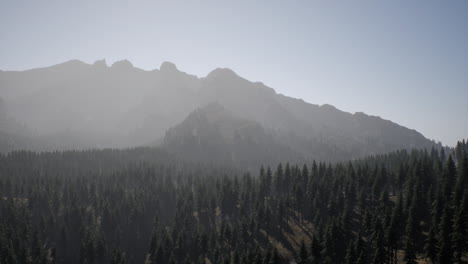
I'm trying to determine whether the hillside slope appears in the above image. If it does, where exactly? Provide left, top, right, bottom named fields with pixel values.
left=163, top=102, right=302, bottom=166
left=0, top=60, right=438, bottom=161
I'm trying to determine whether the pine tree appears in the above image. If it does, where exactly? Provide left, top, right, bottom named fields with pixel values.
left=452, top=155, right=467, bottom=208
left=297, top=240, right=309, bottom=264
left=403, top=237, right=417, bottom=264
left=386, top=193, right=402, bottom=264
left=309, top=234, right=322, bottom=264
left=110, top=249, right=127, bottom=264
left=437, top=206, right=453, bottom=264
left=451, top=194, right=466, bottom=264
left=345, top=241, right=356, bottom=264
left=424, top=226, right=437, bottom=263
left=371, top=218, right=386, bottom=264
left=353, top=235, right=367, bottom=264
left=404, top=210, right=417, bottom=264
left=269, top=249, right=280, bottom=264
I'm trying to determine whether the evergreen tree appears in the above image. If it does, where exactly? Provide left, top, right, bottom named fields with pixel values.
left=423, top=226, right=437, bottom=263
left=437, top=207, right=453, bottom=264
left=309, top=234, right=322, bottom=264
left=110, top=249, right=127, bottom=264
left=344, top=241, right=356, bottom=264
left=451, top=194, right=466, bottom=264
left=296, top=240, right=309, bottom=264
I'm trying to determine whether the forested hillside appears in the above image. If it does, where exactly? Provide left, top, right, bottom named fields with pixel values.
left=0, top=141, right=466, bottom=264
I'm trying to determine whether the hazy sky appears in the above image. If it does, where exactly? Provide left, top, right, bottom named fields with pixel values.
left=1, top=0, right=467, bottom=146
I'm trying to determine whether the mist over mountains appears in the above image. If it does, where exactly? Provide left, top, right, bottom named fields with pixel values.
left=0, top=59, right=439, bottom=163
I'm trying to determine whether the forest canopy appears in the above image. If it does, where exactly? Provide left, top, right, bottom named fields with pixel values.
left=0, top=141, right=466, bottom=264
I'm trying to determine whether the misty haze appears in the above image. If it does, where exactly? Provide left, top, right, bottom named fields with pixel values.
left=0, top=1, right=466, bottom=264
left=0, top=59, right=438, bottom=164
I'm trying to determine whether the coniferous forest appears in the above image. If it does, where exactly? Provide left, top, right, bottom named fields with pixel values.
left=0, top=141, right=467, bottom=264
left=2, top=1, right=467, bottom=263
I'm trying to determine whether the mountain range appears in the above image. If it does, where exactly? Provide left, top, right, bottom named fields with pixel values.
left=0, top=59, right=439, bottom=164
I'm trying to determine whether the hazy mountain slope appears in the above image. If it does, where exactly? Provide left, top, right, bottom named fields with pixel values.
left=270, top=95, right=435, bottom=160
left=163, top=102, right=302, bottom=166
left=0, top=60, right=202, bottom=147
left=0, top=60, right=438, bottom=160
left=0, top=96, right=38, bottom=151
left=192, top=68, right=436, bottom=161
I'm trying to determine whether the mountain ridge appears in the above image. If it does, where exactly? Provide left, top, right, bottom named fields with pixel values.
left=0, top=60, right=440, bottom=162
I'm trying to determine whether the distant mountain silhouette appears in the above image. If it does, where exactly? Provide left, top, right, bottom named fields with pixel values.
left=163, top=102, right=302, bottom=167
left=0, top=60, right=439, bottom=162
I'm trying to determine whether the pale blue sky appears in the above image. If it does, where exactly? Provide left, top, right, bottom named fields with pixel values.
left=1, top=0, right=467, bottom=146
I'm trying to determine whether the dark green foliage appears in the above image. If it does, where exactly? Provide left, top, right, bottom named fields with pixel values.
left=403, top=237, right=417, bottom=264
left=296, top=240, right=308, bottom=264
left=109, top=249, right=127, bottom=264
left=451, top=193, right=466, bottom=264
left=424, top=227, right=437, bottom=263
left=0, top=141, right=466, bottom=263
